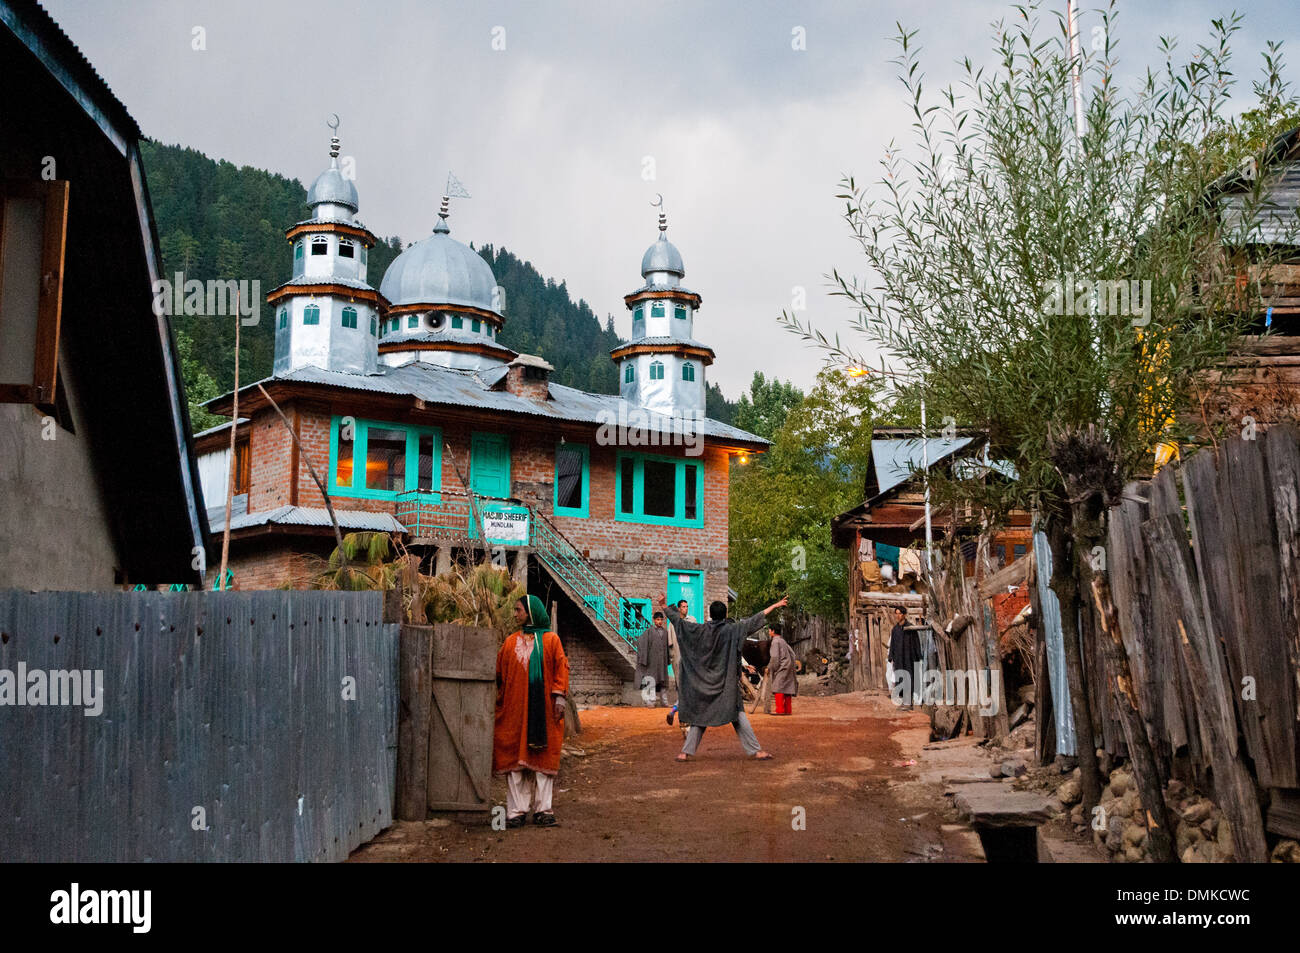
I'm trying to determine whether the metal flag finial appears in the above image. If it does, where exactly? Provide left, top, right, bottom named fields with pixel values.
left=326, top=114, right=341, bottom=160
left=439, top=172, right=471, bottom=227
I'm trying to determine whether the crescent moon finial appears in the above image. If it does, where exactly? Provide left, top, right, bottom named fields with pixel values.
left=650, top=193, right=663, bottom=208
left=327, top=113, right=340, bottom=132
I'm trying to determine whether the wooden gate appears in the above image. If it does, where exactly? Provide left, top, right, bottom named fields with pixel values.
left=397, top=623, right=497, bottom=819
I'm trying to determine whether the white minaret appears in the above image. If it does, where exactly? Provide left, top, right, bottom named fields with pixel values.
left=611, top=202, right=713, bottom=417
left=270, top=117, right=382, bottom=376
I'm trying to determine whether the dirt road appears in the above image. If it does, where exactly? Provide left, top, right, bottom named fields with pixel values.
left=350, top=691, right=983, bottom=863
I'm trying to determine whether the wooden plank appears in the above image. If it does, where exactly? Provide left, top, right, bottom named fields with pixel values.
left=32, top=180, right=68, bottom=407
left=426, top=624, right=495, bottom=812
left=978, top=554, right=1031, bottom=598
left=1263, top=424, right=1300, bottom=725
left=1145, top=465, right=1270, bottom=863
left=396, top=625, right=433, bottom=821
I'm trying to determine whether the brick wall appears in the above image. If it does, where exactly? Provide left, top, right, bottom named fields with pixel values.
left=238, top=397, right=738, bottom=612
left=558, top=630, right=626, bottom=703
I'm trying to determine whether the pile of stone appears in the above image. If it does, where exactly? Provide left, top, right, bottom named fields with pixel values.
left=1049, top=765, right=1300, bottom=862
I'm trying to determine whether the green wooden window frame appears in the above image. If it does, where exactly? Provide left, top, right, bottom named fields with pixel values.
left=674, top=305, right=687, bottom=320
left=341, top=306, right=358, bottom=329
left=303, top=304, right=320, bottom=325
left=633, top=306, right=643, bottom=321
left=472, top=318, right=481, bottom=333
left=407, top=315, right=418, bottom=329
left=615, top=451, right=704, bottom=527
left=682, top=362, right=695, bottom=382
left=624, top=363, right=634, bottom=384
left=649, top=361, right=664, bottom=380
left=311, top=237, right=328, bottom=255
left=278, top=308, right=288, bottom=329
left=294, top=242, right=304, bottom=260
left=370, top=316, right=377, bottom=336
left=338, top=238, right=355, bottom=259
left=553, top=441, right=590, bottom=518
left=451, top=315, right=463, bottom=329
left=651, top=302, right=665, bottom=317
left=329, top=415, right=442, bottom=501
left=360, top=245, right=368, bottom=265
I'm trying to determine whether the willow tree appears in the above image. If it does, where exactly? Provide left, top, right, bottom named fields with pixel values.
left=784, top=1, right=1300, bottom=840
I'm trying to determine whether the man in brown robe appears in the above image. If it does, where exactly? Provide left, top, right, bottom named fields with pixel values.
left=494, top=595, right=570, bottom=827
left=766, top=621, right=798, bottom=715
left=637, top=612, right=671, bottom=706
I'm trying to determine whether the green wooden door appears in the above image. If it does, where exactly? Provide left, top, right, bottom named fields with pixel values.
left=470, top=432, right=511, bottom=499
left=666, top=569, right=703, bottom=621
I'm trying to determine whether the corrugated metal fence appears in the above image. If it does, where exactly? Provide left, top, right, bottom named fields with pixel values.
left=0, top=589, right=398, bottom=862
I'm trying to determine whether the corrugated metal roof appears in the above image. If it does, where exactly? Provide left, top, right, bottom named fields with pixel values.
left=226, top=505, right=406, bottom=533
left=270, top=274, right=376, bottom=293
left=193, top=417, right=248, bottom=439
left=213, top=360, right=769, bottom=446
left=610, top=335, right=715, bottom=354
left=872, top=436, right=976, bottom=496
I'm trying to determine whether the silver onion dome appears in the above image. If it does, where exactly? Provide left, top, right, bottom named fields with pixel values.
left=306, top=165, right=359, bottom=211
left=379, top=219, right=501, bottom=314
left=641, top=233, right=685, bottom=277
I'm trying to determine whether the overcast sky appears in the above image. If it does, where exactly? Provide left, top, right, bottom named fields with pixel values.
left=43, top=0, right=1300, bottom=398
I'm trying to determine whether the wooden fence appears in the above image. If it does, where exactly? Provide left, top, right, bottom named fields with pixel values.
left=0, top=589, right=398, bottom=862
left=1102, top=424, right=1300, bottom=861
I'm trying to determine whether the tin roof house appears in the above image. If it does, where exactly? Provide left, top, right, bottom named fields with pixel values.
left=0, top=0, right=208, bottom=590
left=197, top=133, right=767, bottom=701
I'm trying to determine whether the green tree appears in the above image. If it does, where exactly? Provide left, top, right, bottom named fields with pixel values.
left=729, top=367, right=880, bottom=620
left=732, top=372, right=804, bottom=441
left=782, top=3, right=1300, bottom=837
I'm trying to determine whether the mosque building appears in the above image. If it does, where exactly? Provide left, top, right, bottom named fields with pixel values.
left=196, top=126, right=767, bottom=701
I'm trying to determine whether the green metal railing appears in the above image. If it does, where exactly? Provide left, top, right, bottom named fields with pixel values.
left=393, top=489, right=641, bottom=653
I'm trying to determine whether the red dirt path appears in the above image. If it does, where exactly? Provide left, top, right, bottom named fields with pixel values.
left=349, top=691, right=982, bottom=863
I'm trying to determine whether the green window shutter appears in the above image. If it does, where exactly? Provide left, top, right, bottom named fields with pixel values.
left=633, top=306, right=643, bottom=321
left=451, top=316, right=463, bottom=329
left=278, top=309, right=287, bottom=329
left=624, top=363, right=634, bottom=383
left=303, top=305, right=320, bottom=325
left=408, top=315, right=418, bottom=329
left=682, top=362, right=695, bottom=382
left=341, top=306, right=358, bottom=329
left=370, top=317, right=377, bottom=336
left=674, top=305, right=686, bottom=320
left=294, top=243, right=304, bottom=260
left=651, top=303, right=665, bottom=317
left=650, top=361, right=664, bottom=380
left=472, top=319, right=481, bottom=332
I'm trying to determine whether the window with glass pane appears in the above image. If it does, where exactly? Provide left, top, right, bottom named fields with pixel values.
left=341, top=307, right=358, bottom=329
left=651, top=303, right=665, bottom=317
left=370, top=317, right=377, bottom=336
left=624, top=364, right=634, bottom=383
left=278, top=309, right=287, bottom=329
left=643, top=459, right=676, bottom=517
left=417, top=433, right=436, bottom=491
left=650, top=361, right=664, bottom=380
left=303, top=305, right=320, bottom=325
left=451, top=316, right=463, bottom=329
left=335, top=428, right=354, bottom=486
left=365, top=427, right=407, bottom=491
left=555, top=446, right=584, bottom=511
left=682, top=362, right=695, bottom=381
left=620, top=456, right=635, bottom=513
left=684, top=463, right=699, bottom=519
left=674, top=306, right=686, bottom=320
left=311, top=238, right=327, bottom=255
left=633, top=306, right=643, bottom=321
left=294, top=243, right=304, bottom=260
left=408, top=315, right=418, bottom=329
left=338, top=239, right=355, bottom=259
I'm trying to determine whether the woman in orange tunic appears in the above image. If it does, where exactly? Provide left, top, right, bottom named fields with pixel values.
left=494, top=595, right=570, bottom=827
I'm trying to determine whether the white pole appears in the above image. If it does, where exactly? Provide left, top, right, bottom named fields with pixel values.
left=1067, top=0, right=1085, bottom=141
left=921, top=397, right=933, bottom=573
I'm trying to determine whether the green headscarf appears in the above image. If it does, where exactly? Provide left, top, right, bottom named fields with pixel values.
left=520, top=595, right=551, bottom=749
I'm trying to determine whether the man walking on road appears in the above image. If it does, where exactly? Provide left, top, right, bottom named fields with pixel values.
left=663, top=594, right=787, bottom=761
